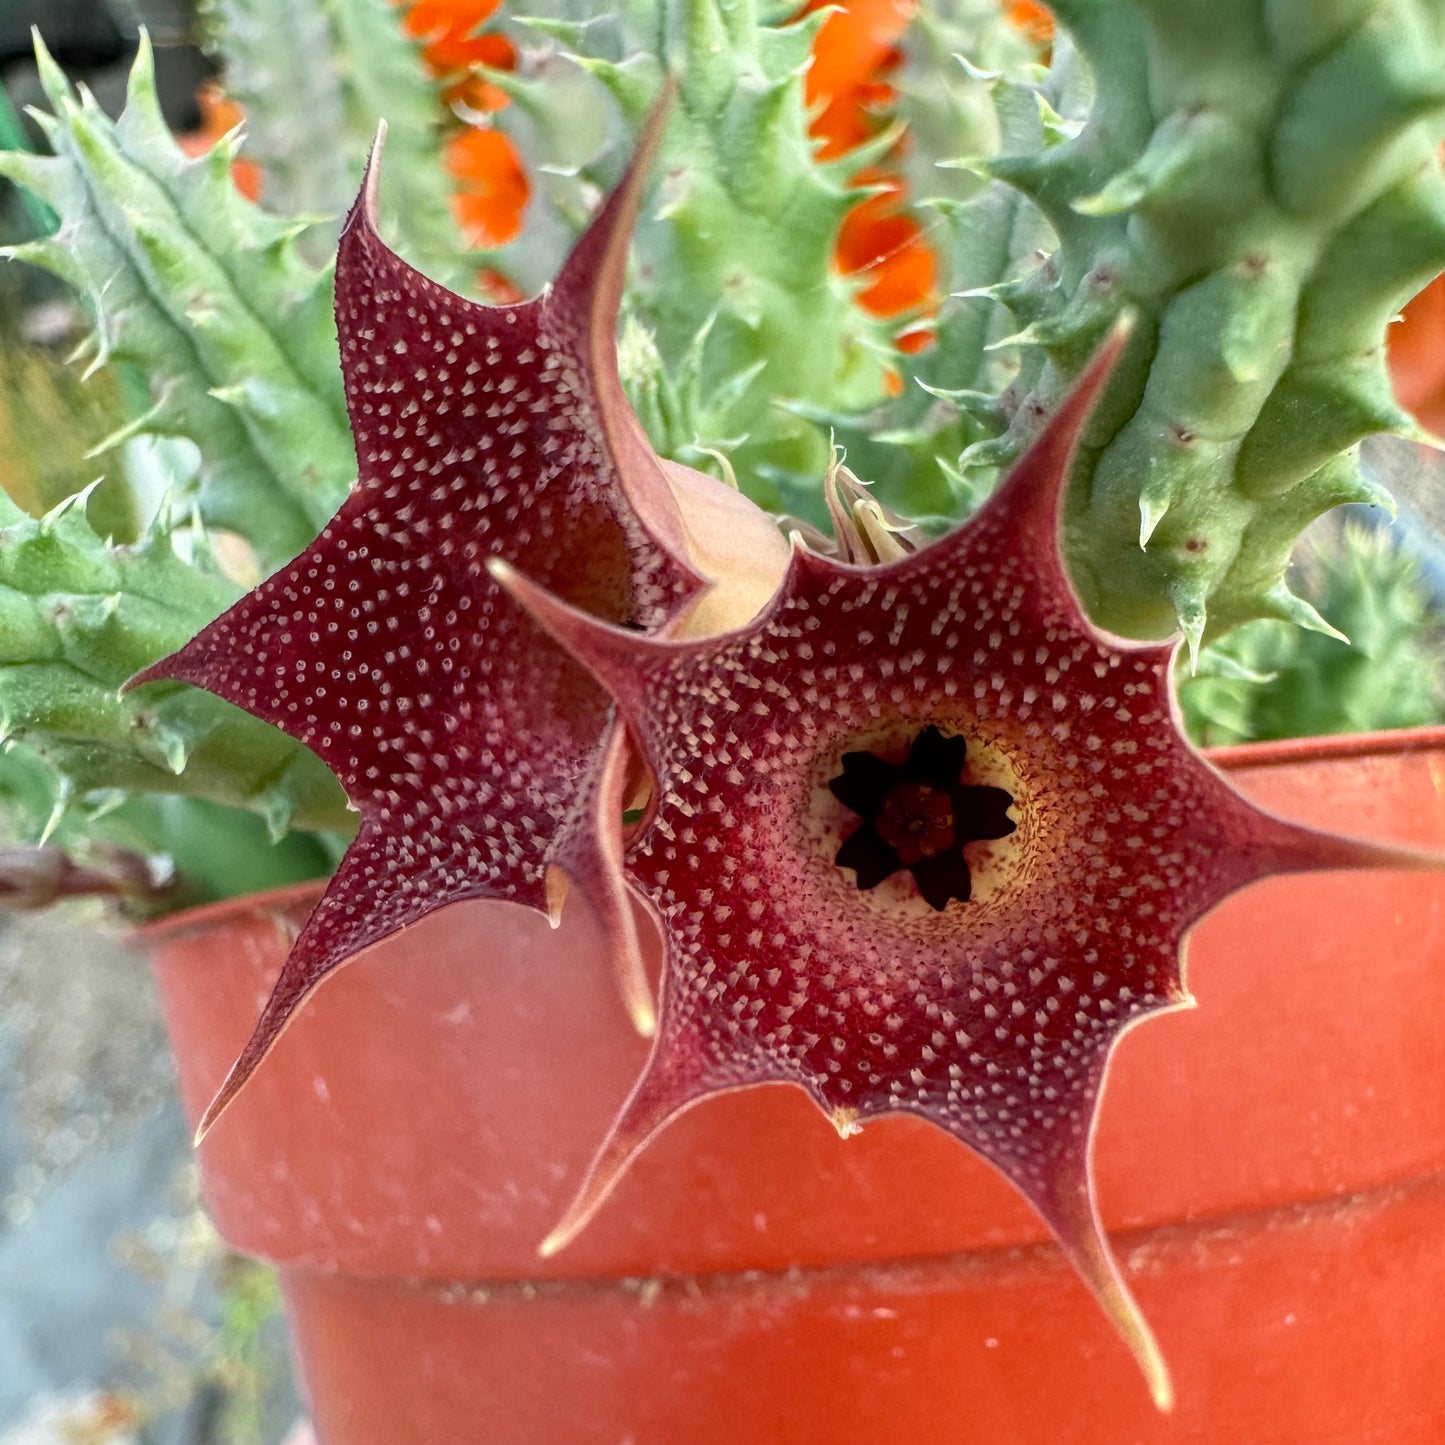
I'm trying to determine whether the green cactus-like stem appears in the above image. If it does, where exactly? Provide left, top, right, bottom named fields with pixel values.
left=0, top=36, right=355, bottom=575
left=812, top=59, right=1065, bottom=524
left=967, top=0, right=1445, bottom=652
left=0, top=491, right=351, bottom=838
left=202, top=0, right=355, bottom=224
left=511, top=0, right=908, bottom=513
left=205, top=0, right=469, bottom=279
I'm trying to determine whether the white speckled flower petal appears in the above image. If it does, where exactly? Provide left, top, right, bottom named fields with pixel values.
left=128, top=104, right=703, bottom=1134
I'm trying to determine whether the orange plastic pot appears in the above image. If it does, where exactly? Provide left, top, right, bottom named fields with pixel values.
left=142, top=727, right=1445, bottom=1444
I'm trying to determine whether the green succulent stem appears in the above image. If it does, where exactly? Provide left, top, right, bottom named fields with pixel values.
left=975, top=0, right=1445, bottom=649
left=0, top=491, right=352, bottom=838
left=0, top=35, right=355, bottom=576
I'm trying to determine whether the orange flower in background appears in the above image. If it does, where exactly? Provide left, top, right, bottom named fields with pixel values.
left=401, top=0, right=531, bottom=249
left=1390, top=271, right=1445, bottom=437
left=177, top=84, right=261, bottom=201
left=402, top=0, right=517, bottom=110
left=404, top=0, right=504, bottom=70
left=1006, top=0, right=1055, bottom=45
left=447, top=125, right=529, bottom=246
left=835, top=170, right=937, bottom=317
left=804, top=0, right=915, bottom=162
left=801, top=0, right=938, bottom=326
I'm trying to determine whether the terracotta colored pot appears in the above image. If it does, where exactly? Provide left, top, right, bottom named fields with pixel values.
left=142, top=728, right=1445, bottom=1444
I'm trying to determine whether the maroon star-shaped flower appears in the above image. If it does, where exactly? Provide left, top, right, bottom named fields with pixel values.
left=128, top=108, right=703, bottom=1134
left=496, top=330, right=1439, bottom=1407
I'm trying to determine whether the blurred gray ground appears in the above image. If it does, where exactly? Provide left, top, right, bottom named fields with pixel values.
left=0, top=913, right=300, bottom=1444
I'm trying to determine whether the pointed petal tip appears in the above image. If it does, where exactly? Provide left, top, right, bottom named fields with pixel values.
left=538, top=1163, right=620, bottom=1261
left=489, top=554, right=658, bottom=697
left=119, top=658, right=168, bottom=696
left=629, top=994, right=658, bottom=1038
left=1040, top=1165, right=1173, bottom=1411
left=194, top=1075, right=239, bottom=1146
left=1113, top=1284, right=1174, bottom=1413
left=540, top=1047, right=704, bottom=1255
left=342, top=120, right=387, bottom=240
left=618, top=942, right=657, bottom=1035
left=543, top=863, right=570, bottom=928
left=607, top=899, right=657, bottom=1037
left=537, top=1215, right=580, bottom=1260
left=1068, top=311, right=1134, bottom=420
left=487, top=556, right=589, bottom=653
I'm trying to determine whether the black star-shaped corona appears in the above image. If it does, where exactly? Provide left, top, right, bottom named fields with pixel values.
left=828, top=726, right=1016, bottom=910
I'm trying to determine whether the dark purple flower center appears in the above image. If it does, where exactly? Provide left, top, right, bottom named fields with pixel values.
left=828, top=725, right=1016, bottom=911
left=875, top=782, right=956, bottom=863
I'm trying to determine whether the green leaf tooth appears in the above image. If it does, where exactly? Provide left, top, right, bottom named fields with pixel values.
left=986, top=276, right=1116, bottom=357
left=53, top=592, right=122, bottom=644
left=682, top=0, right=737, bottom=118
left=38, top=774, right=76, bottom=848
left=1199, top=649, right=1277, bottom=686
left=574, top=54, right=659, bottom=125
left=1075, top=108, right=1258, bottom=226
left=0, top=237, right=86, bottom=290
left=1035, top=90, right=1081, bottom=144
left=115, top=29, right=167, bottom=137
left=1216, top=267, right=1298, bottom=387
left=147, top=719, right=192, bottom=776
left=39, top=481, right=101, bottom=536
left=1310, top=453, right=1398, bottom=515
left=1138, top=480, right=1171, bottom=549
left=25, top=106, right=66, bottom=150
left=756, top=6, right=828, bottom=82
left=259, top=784, right=295, bottom=845
left=513, top=15, right=596, bottom=46
left=981, top=149, right=1054, bottom=200
left=958, top=432, right=1023, bottom=472
left=950, top=280, right=1014, bottom=305
left=984, top=322, right=1043, bottom=352
left=0, top=150, right=63, bottom=206
left=1261, top=583, right=1350, bottom=644
left=84, top=399, right=169, bottom=460
left=1237, top=362, right=1419, bottom=498
left=30, top=31, right=74, bottom=110
left=915, top=381, right=1006, bottom=426
left=1169, top=580, right=1209, bottom=674
left=1073, top=166, right=1150, bottom=217
left=823, top=120, right=908, bottom=180
left=938, top=153, right=997, bottom=181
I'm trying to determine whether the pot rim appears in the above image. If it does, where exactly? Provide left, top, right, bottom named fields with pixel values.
left=1204, top=721, right=1445, bottom=772
left=135, top=876, right=327, bottom=945
left=136, top=722, right=1445, bottom=942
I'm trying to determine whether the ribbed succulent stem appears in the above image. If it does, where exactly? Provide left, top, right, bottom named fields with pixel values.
left=204, top=0, right=466, bottom=274
left=0, top=492, right=351, bottom=838
left=0, top=36, right=355, bottom=575
left=970, top=0, right=1445, bottom=650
